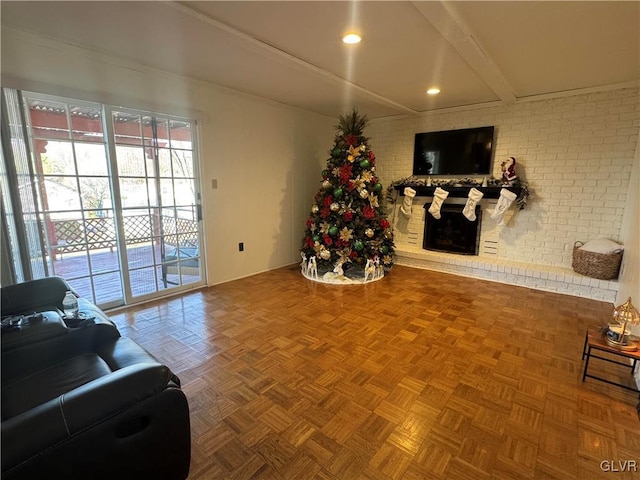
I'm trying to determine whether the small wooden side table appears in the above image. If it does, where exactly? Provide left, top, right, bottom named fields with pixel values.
left=581, top=326, right=640, bottom=392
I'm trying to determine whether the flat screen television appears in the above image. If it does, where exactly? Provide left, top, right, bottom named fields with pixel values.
left=413, top=126, right=494, bottom=175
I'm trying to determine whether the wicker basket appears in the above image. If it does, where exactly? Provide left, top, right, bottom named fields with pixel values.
left=572, top=241, right=623, bottom=280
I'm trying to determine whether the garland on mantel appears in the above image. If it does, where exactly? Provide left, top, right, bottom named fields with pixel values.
left=387, top=176, right=531, bottom=210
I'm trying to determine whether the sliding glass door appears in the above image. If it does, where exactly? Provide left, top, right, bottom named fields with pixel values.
left=108, top=109, right=203, bottom=301
left=2, top=89, right=205, bottom=308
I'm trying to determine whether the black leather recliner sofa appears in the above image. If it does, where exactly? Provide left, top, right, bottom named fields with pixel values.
left=1, top=277, right=191, bottom=480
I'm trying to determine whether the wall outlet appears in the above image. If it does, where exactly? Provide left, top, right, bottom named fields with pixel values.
left=238, top=242, right=244, bottom=252
left=211, top=179, right=218, bottom=189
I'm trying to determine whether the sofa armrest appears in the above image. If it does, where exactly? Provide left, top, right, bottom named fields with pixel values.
left=1, top=277, right=71, bottom=316
left=1, top=363, right=174, bottom=471
left=96, top=337, right=163, bottom=371
left=62, top=362, right=173, bottom=431
left=2, top=324, right=121, bottom=383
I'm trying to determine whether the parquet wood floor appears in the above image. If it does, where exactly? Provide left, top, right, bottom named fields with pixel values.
left=108, top=265, right=640, bottom=479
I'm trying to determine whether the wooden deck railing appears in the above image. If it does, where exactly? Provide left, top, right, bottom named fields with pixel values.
left=48, top=215, right=197, bottom=254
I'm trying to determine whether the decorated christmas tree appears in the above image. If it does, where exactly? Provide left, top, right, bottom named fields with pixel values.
left=300, top=110, right=394, bottom=283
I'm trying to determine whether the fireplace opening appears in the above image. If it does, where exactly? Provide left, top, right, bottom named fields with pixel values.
left=423, top=204, right=481, bottom=255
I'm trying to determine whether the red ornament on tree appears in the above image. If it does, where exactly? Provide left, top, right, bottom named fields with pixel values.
left=345, top=134, right=357, bottom=146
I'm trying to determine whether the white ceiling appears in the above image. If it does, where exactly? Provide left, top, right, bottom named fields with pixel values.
left=1, top=1, right=638, bottom=119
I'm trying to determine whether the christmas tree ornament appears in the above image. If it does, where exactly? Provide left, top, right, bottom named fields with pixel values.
left=400, top=187, right=417, bottom=217
left=330, top=202, right=340, bottom=212
left=365, top=228, right=374, bottom=238
left=333, top=187, right=343, bottom=198
left=311, top=205, right=319, bottom=214
left=490, top=188, right=517, bottom=225
left=322, top=180, right=331, bottom=189
left=463, top=188, right=484, bottom=221
left=347, top=145, right=360, bottom=162
left=339, top=227, right=353, bottom=242
left=359, top=159, right=370, bottom=169
left=328, top=226, right=339, bottom=237
left=373, top=183, right=383, bottom=193
left=428, top=187, right=449, bottom=219
left=363, top=206, right=375, bottom=219
left=354, top=240, right=364, bottom=251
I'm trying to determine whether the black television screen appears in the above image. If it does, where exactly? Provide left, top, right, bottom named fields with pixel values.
left=413, top=126, right=494, bottom=175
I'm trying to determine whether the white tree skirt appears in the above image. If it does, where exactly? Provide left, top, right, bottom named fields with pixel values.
left=301, top=267, right=385, bottom=285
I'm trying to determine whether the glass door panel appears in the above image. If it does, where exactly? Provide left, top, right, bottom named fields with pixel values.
left=111, top=110, right=203, bottom=302
left=23, top=94, right=123, bottom=308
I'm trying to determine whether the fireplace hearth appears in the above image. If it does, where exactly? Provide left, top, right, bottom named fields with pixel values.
left=423, top=204, right=481, bottom=255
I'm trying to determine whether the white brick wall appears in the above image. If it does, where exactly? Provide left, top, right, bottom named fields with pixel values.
left=369, top=88, right=639, bottom=300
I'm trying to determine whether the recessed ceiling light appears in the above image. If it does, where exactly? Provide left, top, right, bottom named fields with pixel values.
left=427, top=88, right=440, bottom=95
left=342, top=33, right=362, bottom=45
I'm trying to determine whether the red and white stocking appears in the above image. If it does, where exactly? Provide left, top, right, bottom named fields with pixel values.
left=463, top=188, right=484, bottom=221
left=490, top=188, right=517, bottom=225
left=428, top=187, right=449, bottom=219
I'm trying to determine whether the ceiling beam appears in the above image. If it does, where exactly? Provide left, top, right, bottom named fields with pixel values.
left=165, top=1, right=419, bottom=116
left=413, top=1, right=517, bottom=104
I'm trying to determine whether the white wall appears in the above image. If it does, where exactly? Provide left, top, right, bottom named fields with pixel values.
left=1, top=28, right=333, bottom=285
left=617, top=133, right=640, bottom=305
left=368, top=88, right=639, bottom=273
